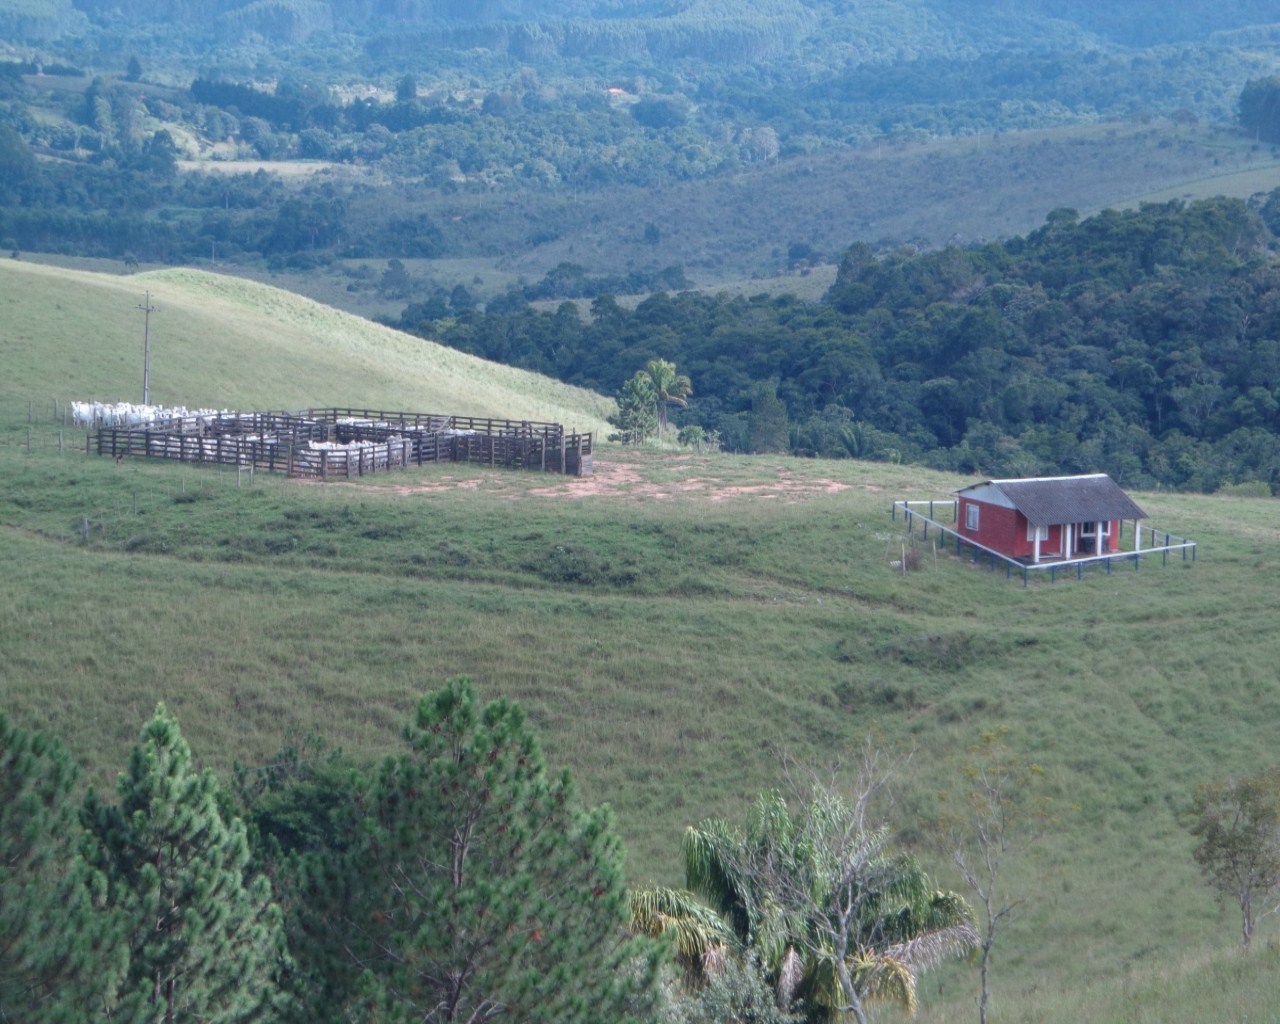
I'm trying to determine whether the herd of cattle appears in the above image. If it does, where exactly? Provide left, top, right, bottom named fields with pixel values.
left=70, top=401, right=229, bottom=430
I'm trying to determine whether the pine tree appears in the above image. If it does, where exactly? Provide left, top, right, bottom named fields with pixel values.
left=334, top=679, right=661, bottom=1024
left=608, top=371, right=659, bottom=445
left=0, top=712, right=125, bottom=1021
left=83, top=705, right=292, bottom=1023
left=237, top=740, right=369, bottom=1024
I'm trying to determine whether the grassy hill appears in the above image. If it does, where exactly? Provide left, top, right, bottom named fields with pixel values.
left=3, top=261, right=1280, bottom=1021
left=0, top=259, right=614, bottom=435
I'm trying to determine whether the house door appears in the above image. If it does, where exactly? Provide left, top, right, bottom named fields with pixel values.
left=1078, top=520, right=1109, bottom=554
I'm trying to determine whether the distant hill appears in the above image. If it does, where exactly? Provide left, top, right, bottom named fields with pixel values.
left=15, top=0, right=1279, bottom=57
left=1012, top=0, right=1280, bottom=45
left=0, top=259, right=614, bottom=434
left=0, top=0, right=84, bottom=39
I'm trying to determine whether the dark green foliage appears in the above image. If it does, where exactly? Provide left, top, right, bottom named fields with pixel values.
left=424, top=197, right=1280, bottom=491
left=0, top=713, right=125, bottom=1021
left=682, top=788, right=976, bottom=1022
left=233, top=734, right=359, bottom=864
left=82, top=705, right=292, bottom=1023
left=667, top=951, right=805, bottom=1024
left=294, top=679, right=661, bottom=1023
left=1187, top=768, right=1280, bottom=947
left=0, top=123, right=38, bottom=202
left=1238, top=77, right=1280, bottom=143
left=522, top=542, right=640, bottom=587
left=631, top=97, right=689, bottom=129
left=608, top=370, right=659, bottom=445
left=744, top=381, right=791, bottom=455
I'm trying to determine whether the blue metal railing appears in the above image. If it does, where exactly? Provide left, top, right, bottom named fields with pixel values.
left=890, top=500, right=1196, bottom=586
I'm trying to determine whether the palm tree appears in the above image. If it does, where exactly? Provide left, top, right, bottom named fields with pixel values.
left=628, top=885, right=734, bottom=986
left=683, top=790, right=976, bottom=1024
left=643, top=358, right=692, bottom=437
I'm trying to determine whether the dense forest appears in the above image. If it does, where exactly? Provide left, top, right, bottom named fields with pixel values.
left=396, top=197, right=1280, bottom=494
left=4, top=0, right=1280, bottom=184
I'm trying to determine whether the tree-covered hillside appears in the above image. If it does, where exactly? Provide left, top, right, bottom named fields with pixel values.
left=401, top=197, right=1280, bottom=494
left=1, top=0, right=1277, bottom=264
left=33, top=0, right=1280, bottom=49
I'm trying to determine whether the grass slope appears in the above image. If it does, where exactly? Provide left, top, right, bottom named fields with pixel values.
left=0, top=260, right=614, bottom=435
left=374, top=123, right=1280, bottom=284
left=3, top=263, right=1280, bottom=1022
left=171, top=122, right=1280, bottom=316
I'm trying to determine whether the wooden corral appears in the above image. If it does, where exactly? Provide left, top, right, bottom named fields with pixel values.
left=90, top=407, right=594, bottom=479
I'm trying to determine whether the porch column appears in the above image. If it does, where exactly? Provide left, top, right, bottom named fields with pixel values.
left=1033, top=529, right=1041, bottom=564
left=1095, top=522, right=1103, bottom=556
left=1134, top=521, right=1142, bottom=551
left=1064, top=523, right=1072, bottom=559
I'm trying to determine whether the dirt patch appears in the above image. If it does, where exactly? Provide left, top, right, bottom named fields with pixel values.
left=376, top=457, right=855, bottom=502
left=525, top=461, right=645, bottom=498
left=383, top=476, right=486, bottom=495
left=708, top=479, right=852, bottom=501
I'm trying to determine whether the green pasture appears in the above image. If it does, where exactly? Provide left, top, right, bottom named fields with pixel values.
left=0, top=259, right=614, bottom=436
left=3, top=261, right=1280, bottom=1022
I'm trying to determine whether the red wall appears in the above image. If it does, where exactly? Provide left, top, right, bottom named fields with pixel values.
left=957, top=498, right=1120, bottom=560
left=958, top=498, right=1024, bottom=557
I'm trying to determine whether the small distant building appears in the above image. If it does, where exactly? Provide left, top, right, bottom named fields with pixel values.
left=954, top=474, right=1147, bottom=565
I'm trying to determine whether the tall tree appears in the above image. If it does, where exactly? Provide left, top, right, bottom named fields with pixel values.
left=1187, top=767, right=1280, bottom=947
left=745, top=381, right=791, bottom=454
left=235, top=737, right=367, bottom=1024
left=643, top=358, right=693, bottom=437
left=0, top=124, right=37, bottom=203
left=332, top=678, right=661, bottom=1023
left=395, top=74, right=417, bottom=104
left=608, top=370, right=659, bottom=445
left=83, top=705, right=292, bottom=1023
left=942, top=732, right=1047, bottom=1024
left=1239, top=77, right=1280, bottom=144
left=0, top=713, right=125, bottom=1021
left=683, top=757, right=975, bottom=1024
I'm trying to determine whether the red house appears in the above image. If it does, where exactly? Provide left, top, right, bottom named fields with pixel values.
left=954, top=474, right=1148, bottom=564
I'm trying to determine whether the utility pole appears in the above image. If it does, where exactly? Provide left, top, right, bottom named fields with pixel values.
left=137, top=290, right=155, bottom=404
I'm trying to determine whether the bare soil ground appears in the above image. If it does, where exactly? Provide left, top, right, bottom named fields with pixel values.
left=382, top=452, right=861, bottom=502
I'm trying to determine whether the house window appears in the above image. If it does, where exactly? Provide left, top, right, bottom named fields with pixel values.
left=965, top=503, right=980, bottom=531
left=1026, top=522, right=1048, bottom=542
left=1080, top=520, right=1111, bottom=538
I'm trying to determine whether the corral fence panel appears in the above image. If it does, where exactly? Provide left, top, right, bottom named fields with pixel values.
left=89, top=407, right=593, bottom=480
